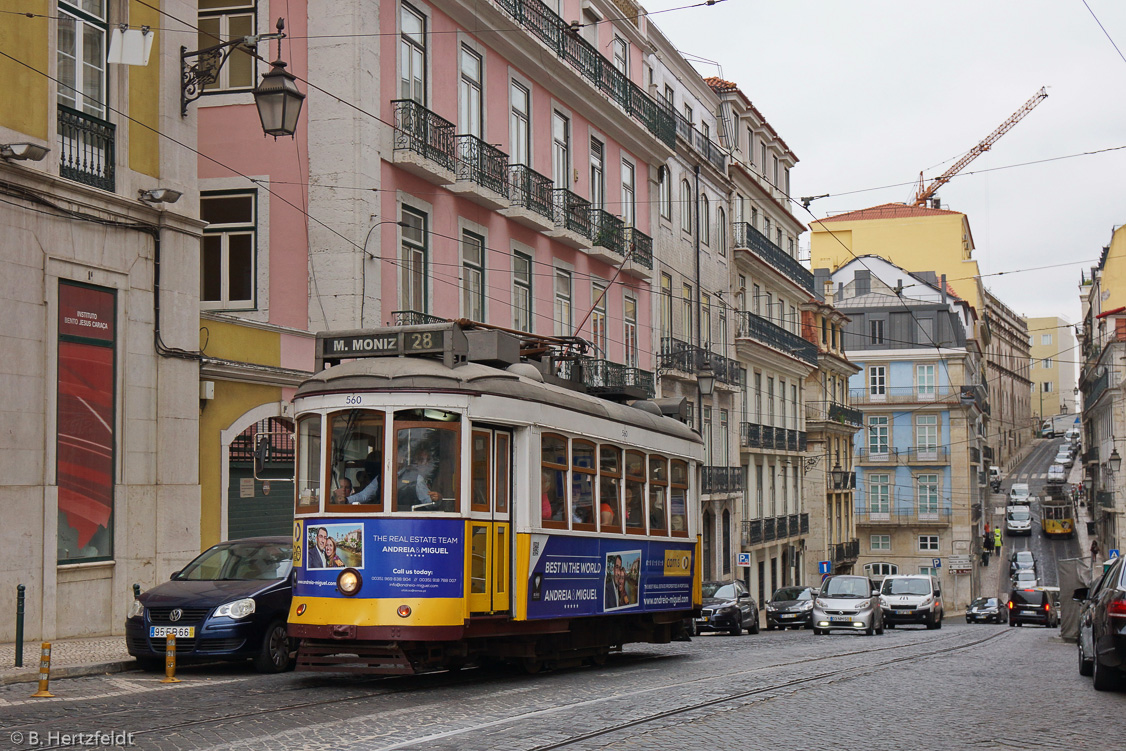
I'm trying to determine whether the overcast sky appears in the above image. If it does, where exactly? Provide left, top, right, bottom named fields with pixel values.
left=642, top=0, right=1126, bottom=324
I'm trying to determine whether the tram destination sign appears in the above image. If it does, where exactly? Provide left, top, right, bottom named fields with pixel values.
left=324, top=330, right=446, bottom=358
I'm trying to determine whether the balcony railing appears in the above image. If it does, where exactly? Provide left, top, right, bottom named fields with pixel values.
left=733, top=223, right=814, bottom=293
left=589, top=208, right=625, bottom=256
left=492, top=0, right=675, bottom=148
left=831, top=539, right=860, bottom=565
left=828, top=402, right=863, bottom=427
left=58, top=105, right=115, bottom=191
left=702, top=466, right=744, bottom=494
left=673, top=111, right=726, bottom=172
left=659, top=337, right=743, bottom=386
left=856, top=508, right=953, bottom=525
left=392, top=99, right=455, bottom=171
left=739, top=422, right=806, bottom=452
left=902, top=446, right=951, bottom=464
left=553, top=188, right=592, bottom=237
left=763, top=516, right=776, bottom=542
left=578, top=358, right=655, bottom=398
left=455, top=134, right=508, bottom=195
left=508, top=164, right=554, bottom=220
left=741, top=513, right=805, bottom=546
left=849, top=385, right=959, bottom=406
left=1086, top=369, right=1109, bottom=406
left=623, top=227, right=653, bottom=269
left=801, top=513, right=809, bottom=533
left=391, top=310, right=447, bottom=326
left=743, top=519, right=762, bottom=545
left=736, top=312, right=818, bottom=366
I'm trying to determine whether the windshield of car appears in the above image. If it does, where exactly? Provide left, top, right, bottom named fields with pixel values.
left=772, top=587, right=811, bottom=602
left=1014, top=571, right=1036, bottom=583
left=822, top=577, right=870, bottom=597
left=971, top=597, right=998, bottom=608
left=881, top=578, right=932, bottom=595
left=702, top=582, right=738, bottom=599
left=177, top=543, right=293, bottom=581
left=1010, top=484, right=1029, bottom=497
left=1008, top=508, right=1031, bottom=521
left=1015, top=551, right=1034, bottom=565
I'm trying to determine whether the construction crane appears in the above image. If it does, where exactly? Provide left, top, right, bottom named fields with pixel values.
left=912, top=86, right=1048, bottom=207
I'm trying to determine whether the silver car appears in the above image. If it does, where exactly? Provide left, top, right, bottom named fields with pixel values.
left=813, top=575, right=884, bottom=636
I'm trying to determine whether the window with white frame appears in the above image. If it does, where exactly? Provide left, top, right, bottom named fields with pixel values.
left=917, top=363, right=936, bottom=398
left=717, top=207, right=727, bottom=256
left=554, top=269, right=572, bottom=337
left=916, top=414, right=938, bottom=453
left=513, top=251, right=532, bottom=331
left=680, top=180, right=692, bottom=232
left=681, top=283, right=693, bottom=339
left=624, top=294, right=638, bottom=368
left=621, top=160, right=635, bottom=227
left=552, top=111, right=570, bottom=189
left=1043, top=357, right=1053, bottom=369
left=1043, top=381, right=1053, bottom=393
left=399, top=2, right=426, bottom=103
left=917, top=474, right=939, bottom=515
left=1041, top=333, right=1052, bottom=345
left=918, top=535, right=939, bottom=551
left=868, top=415, right=889, bottom=457
left=660, top=273, right=672, bottom=337
left=869, top=365, right=886, bottom=398
left=461, top=230, right=485, bottom=321
left=400, top=206, right=428, bottom=313
left=611, top=36, right=628, bottom=75
left=701, top=292, right=712, bottom=347
left=591, top=281, right=608, bottom=358
left=659, top=165, right=671, bottom=219
left=589, top=137, right=605, bottom=209
left=198, top=0, right=256, bottom=93
left=869, top=474, right=891, bottom=515
left=58, top=0, right=107, bottom=117
left=201, top=191, right=257, bottom=310
left=870, top=319, right=885, bottom=345
left=919, top=566, right=938, bottom=577
left=509, top=80, right=530, bottom=166
left=720, top=409, right=729, bottom=466
left=871, top=534, right=891, bottom=551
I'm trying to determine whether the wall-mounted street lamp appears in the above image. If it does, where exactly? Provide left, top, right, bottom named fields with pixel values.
left=830, top=461, right=847, bottom=490
left=0, top=143, right=50, bottom=161
left=181, top=18, right=305, bottom=138
left=138, top=188, right=182, bottom=204
left=1109, top=447, right=1122, bottom=474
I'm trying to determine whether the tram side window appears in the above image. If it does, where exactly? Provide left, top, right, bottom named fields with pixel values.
left=541, top=433, right=568, bottom=528
left=625, top=450, right=646, bottom=535
left=670, top=460, right=689, bottom=536
left=327, top=410, right=385, bottom=511
left=471, top=431, right=490, bottom=512
left=572, top=440, right=596, bottom=530
left=649, top=456, right=668, bottom=534
left=296, top=414, right=321, bottom=512
left=394, top=410, right=460, bottom=513
left=599, top=446, right=623, bottom=533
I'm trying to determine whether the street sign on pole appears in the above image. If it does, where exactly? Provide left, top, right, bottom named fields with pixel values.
left=932, top=558, right=942, bottom=568
left=1110, top=549, right=1120, bottom=559
left=737, top=552, right=751, bottom=567
left=818, top=560, right=831, bottom=574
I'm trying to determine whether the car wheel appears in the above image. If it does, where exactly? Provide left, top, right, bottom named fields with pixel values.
left=875, top=618, right=884, bottom=635
left=1079, top=640, right=1094, bottom=677
left=254, top=620, right=293, bottom=673
left=748, top=616, right=760, bottom=635
left=1009, top=619, right=1016, bottom=627
left=729, top=617, right=742, bottom=636
left=766, top=623, right=775, bottom=631
left=813, top=628, right=825, bottom=635
left=936, top=612, right=943, bottom=630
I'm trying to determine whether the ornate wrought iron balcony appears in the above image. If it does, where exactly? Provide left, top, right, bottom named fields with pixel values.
left=578, top=358, right=655, bottom=398
left=456, top=134, right=508, bottom=195
left=739, top=422, right=806, bottom=452
left=623, top=227, right=653, bottom=269
left=736, top=312, right=818, bottom=366
left=828, top=402, right=863, bottom=426
left=392, top=99, right=455, bottom=172
left=508, top=164, right=554, bottom=220
left=553, top=188, right=592, bottom=238
left=589, top=208, right=625, bottom=256
left=659, top=337, right=742, bottom=386
left=702, top=466, right=744, bottom=494
left=733, top=222, right=814, bottom=293
left=492, top=0, right=675, bottom=148
left=391, top=310, right=447, bottom=326
left=831, top=539, right=860, bottom=564
left=58, top=105, right=115, bottom=191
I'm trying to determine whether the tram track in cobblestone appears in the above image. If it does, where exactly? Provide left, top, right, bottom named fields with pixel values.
left=3, top=628, right=1012, bottom=750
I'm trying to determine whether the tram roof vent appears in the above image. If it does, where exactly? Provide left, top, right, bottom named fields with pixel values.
left=465, top=330, right=521, bottom=368
left=506, top=362, right=544, bottom=382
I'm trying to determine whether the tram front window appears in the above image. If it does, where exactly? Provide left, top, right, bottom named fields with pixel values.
left=328, top=410, right=385, bottom=511
left=395, top=412, right=460, bottom=512
left=296, top=415, right=322, bottom=512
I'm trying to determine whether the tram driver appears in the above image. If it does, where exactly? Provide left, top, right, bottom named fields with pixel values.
left=398, top=443, right=442, bottom=508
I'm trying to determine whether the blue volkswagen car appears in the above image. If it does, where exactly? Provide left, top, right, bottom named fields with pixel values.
left=126, top=537, right=294, bottom=672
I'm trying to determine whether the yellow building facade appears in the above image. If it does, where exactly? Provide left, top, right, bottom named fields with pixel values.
left=1026, top=316, right=1077, bottom=422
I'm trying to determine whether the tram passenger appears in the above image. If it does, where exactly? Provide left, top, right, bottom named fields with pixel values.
left=542, top=469, right=563, bottom=521
left=625, top=484, right=643, bottom=528
left=342, top=452, right=381, bottom=504
left=398, top=444, right=441, bottom=507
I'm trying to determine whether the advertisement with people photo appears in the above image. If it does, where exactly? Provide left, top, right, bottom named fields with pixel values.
left=604, top=550, right=641, bottom=611
left=305, top=523, right=364, bottom=569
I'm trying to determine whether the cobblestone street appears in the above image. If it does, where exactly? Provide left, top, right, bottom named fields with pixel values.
left=1, top=620, right=1120, bottom=751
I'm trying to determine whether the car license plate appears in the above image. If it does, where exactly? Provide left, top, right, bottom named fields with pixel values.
left=781, top=613, right=796, bottom=618
left=829, top=615, right=852, bottom=622
left=150, top=626, right=194, bottom=638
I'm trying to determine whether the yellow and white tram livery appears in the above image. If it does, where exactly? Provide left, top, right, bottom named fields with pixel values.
left=288, top=323, right=703, bottom=673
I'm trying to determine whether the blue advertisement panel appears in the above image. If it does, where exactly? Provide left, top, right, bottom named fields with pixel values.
left=295, top=518, right=464, bottom=599
left=525, top=534, right=694, bottom=619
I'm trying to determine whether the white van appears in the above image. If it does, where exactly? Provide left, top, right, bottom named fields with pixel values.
left=1047, top=464, right=1066, bottom=484
left=1006, top=505, right=1033, bottom=535
left=1009, top=483, right=1031, bottom=505
left=879, top=575, right=944, bottom=629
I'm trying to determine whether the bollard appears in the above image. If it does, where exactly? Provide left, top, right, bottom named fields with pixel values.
left=161, top=634, right=181, bottom=683
left=30, top=642, right=54, bottom=698
left=15, top=584, right=25, bottom=668
left=133, top=583, right=141, bottom=599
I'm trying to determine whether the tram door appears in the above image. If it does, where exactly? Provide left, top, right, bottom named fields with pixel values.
left=468, top=429, right=512, bottom=614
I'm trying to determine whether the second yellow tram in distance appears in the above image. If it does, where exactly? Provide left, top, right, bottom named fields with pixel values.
left=287, top=323, right=704, bottom=674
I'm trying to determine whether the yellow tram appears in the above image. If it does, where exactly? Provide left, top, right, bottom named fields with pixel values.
left=287, top=323, right=703, bottom=674
left=1040, top=500, right=1075, bottom=538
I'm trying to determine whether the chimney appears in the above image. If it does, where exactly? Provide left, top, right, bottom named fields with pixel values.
left=940, top=274, right=947, bottom=304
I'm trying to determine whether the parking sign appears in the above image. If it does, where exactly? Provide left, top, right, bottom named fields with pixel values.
left=932, top=558, right=942, bottom=568
left=737, top=552, right=751, bottom=567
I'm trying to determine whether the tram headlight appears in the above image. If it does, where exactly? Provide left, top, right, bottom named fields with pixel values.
left=337, top=568, right=362, bottom=596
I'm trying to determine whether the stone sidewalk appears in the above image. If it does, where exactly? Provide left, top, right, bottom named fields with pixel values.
left=0, top=635, right=135, bottom=685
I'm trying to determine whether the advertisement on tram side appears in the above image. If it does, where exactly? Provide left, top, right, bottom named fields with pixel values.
left=525, top=534, right=694, bottom=619
left=294, top=518, right=465, bottom=599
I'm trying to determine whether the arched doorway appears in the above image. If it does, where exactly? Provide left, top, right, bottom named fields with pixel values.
left=226, top=416, right=295, bottom=539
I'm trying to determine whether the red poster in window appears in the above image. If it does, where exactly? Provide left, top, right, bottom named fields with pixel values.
left=59, top=283, right=115, bottom=342
left=57, top=340, right=114, bottom=555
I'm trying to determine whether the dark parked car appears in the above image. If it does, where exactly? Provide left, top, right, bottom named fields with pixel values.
left=126, top=537, right=294, bottom=672
left=765, top=586, right=815, bottom=630
left=966, top=596, right=1007, bottom=624
left=1075, top=554, right=1126, bottom=690
left=694, top=580, right=759, bottom=635
left=1007, top=588, right=1058, bottom=628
